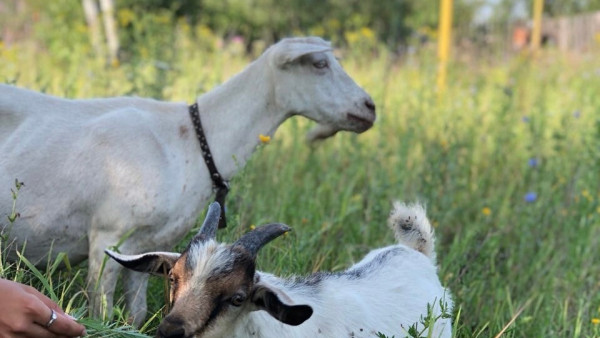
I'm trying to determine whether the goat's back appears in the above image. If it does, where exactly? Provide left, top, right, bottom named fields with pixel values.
left=248, top=244, right=452, bottom=338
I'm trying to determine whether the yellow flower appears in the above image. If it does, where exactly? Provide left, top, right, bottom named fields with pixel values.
left=440, top=139, right=449, bottom=151
left=482, top=207, right=492, bottom=216
left=117, top=8, right=135, bottom=27
left=591, top=318, right=600, bottom=325
left=582, top=189, right=593, bottom=201
left=259, top=134, right=271, bottom=144
left=249, top=224, right=256, bottom=230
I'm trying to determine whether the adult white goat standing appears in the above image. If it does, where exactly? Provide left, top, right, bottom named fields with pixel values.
left=107, top=202, right=452, bottom=338
left=0, top=37, right=375, bottom=325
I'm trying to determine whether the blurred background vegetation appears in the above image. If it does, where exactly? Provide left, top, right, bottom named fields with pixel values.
left=1, top=0, right=600, bottom=337
left=2, top=0, right=600, bottom=66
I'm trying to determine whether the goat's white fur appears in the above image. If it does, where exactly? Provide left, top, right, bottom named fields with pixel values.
left=234, top=202, right=452, bottom=338
left=0, top=37, right=375, bottom=325
left=108, top=202, right=452, bottom=338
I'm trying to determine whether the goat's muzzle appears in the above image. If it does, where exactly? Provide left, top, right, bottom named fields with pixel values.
left=157, top=315, right=186, bottom=338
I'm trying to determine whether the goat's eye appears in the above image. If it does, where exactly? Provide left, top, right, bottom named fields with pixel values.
left=168, top=272, right=176, bottom=284
left=313, top=59, right=328, bottom=69
left=230, top=293, right=246, bottom=307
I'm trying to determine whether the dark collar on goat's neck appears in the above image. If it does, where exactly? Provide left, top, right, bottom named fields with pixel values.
left=189, top=102, right=230, bottom=229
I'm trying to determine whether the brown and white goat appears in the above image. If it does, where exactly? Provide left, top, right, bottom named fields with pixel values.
left=106, top=202, right=452, bottom=338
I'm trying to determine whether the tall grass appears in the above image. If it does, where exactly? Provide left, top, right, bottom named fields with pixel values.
left=1, top=31, right=600, bottom=337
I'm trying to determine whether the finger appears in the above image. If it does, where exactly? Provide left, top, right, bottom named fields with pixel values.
left=22, top=284, right=67, bottom=316
left=46, top=312, right=87, bottom=337
left=21, top=290, right=86, bottom=336
left=19, top=323, right=61, bottom=338
left=21, top=293, right=59, bottom=328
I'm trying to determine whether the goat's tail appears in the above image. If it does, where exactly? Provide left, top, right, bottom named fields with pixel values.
left=387, top=201, right=436, bottom=262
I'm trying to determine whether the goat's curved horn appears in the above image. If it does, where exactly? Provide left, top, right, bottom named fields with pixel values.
left=234, top=223, right=291, bottom=258
left=196, top=202, right=222, bottom=241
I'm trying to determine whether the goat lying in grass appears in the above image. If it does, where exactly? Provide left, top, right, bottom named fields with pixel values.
left=107, top=202, right=453, bottom=338
left=0, top=37, right=375, bottom=325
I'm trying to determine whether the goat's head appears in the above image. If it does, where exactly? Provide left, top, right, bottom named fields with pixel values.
left=265, top=37, right=376, bottom=142
left=105, top=202, right=313, bottom=338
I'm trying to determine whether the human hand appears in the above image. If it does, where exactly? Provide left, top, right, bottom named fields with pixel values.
left=0, top=278, right=86, bottom=338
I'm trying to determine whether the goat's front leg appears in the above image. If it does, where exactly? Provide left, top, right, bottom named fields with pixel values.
left=123, top=269, right=149, bottom=327
left=87, top=240, right=121, bottom=321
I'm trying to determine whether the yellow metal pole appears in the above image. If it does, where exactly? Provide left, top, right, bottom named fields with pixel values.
left=530, top=0, right=544, bottom=51
left=437, top=0, right=453, bottom=93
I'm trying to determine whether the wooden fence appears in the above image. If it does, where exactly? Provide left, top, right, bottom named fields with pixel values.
left=513, top=11, right=600, bottom=53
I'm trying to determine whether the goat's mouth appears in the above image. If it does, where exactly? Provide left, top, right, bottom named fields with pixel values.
left=347, top=113, right=375, bottom=132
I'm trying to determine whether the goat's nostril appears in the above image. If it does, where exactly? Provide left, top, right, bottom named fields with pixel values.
left=364, top=99, right=376, bottom=113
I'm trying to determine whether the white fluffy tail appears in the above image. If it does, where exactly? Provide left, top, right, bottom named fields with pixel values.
left=387, top=201, right=436, bottom=262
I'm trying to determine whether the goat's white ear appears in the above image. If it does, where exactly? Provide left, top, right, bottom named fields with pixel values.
left=251, top=281, right=313, bottom=326
left=274, top=43, right=333, bottom=68
left=105, top=249, right=180, bottom=276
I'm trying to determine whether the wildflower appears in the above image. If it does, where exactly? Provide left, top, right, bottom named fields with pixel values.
left=232, top=35, right=244, bottom=44
left=573, top=110, right=581, bottom=118
left=249, top=224, right=256, bottom=230
left=440, top=139, right=449, bottom=151
left=482, top=207, right=492, bottom=216
left=524, top=192, right=537, bottom=203
left=582, top=189, right=592, bottom=201
left=592, top=318, right=600, bottom=325
left=521, top=116, right=530, bottom=123
left=259, top=134, right=271, bottom=144
left=528, top=158, right=539, bottom=168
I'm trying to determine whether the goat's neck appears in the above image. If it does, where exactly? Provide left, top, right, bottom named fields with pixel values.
left=195, top=59, right=285, bottom=180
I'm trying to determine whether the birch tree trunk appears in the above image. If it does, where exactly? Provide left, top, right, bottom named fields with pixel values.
left=81, top=0, right=104, bottom=57
left=99, top=0, right=119, bottom=63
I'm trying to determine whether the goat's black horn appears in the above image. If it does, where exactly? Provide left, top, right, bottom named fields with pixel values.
left=234, top=223, right=291, bottom=258
left=196, top=202, right=222, bottom=241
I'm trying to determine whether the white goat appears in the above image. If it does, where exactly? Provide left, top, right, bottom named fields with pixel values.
left=107, top=202, right=453, bottom=338
left=0, top=37, right=376, bottom=325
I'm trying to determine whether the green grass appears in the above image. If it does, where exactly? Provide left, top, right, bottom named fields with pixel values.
left=1, top=32, right=600, bottom=337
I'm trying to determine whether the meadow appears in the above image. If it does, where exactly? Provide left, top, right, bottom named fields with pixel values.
left=1, top=27, right=600, bottom=337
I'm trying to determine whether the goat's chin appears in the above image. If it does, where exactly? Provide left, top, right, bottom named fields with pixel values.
left=306, top=124, right=339, bottom=143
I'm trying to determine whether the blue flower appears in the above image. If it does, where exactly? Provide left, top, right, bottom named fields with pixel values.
left=524, top=192, right=537, bottom=203
left=528, top=158, right=538, bottom=168
left=521, top=116, right=530, bottom=123
left=573, top=110, right=581, bottom=118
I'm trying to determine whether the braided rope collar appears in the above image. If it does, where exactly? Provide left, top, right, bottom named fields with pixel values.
left=189, top=102, right=230, bottom=228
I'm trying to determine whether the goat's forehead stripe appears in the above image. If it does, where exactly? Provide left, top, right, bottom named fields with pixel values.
left=185, top=241, right=236, bottom=277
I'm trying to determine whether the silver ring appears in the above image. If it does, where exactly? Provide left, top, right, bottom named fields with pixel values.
left=45, top=309, right=57, bottom=328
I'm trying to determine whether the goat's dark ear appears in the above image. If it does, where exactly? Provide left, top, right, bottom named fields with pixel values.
left=105, top=249, right=180, bottom=276
left=274, top=43, right=332, bottom=68
left=251, top=283, right=313, bottom=326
